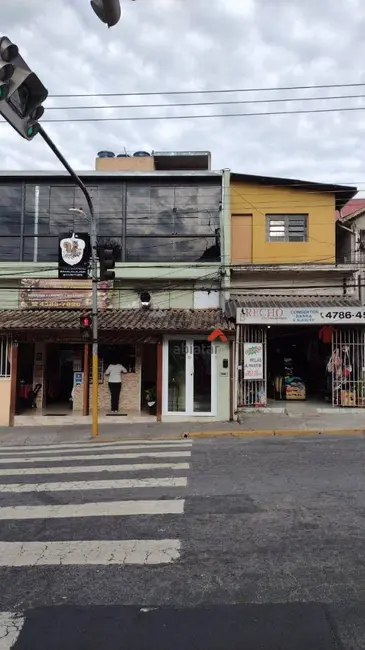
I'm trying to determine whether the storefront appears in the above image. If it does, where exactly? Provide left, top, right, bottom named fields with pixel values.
left=0, top=307, right=233, bottom=425
left=231, top=298, right=365, bottom=409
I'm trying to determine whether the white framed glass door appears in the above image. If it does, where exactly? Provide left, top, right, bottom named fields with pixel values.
left=163, top=337, right=217, bottom=416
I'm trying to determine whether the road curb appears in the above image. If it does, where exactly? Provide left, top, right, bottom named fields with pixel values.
left=87, top=428, right=365, bottom=442
left=183, top=428, right=365, bottom=438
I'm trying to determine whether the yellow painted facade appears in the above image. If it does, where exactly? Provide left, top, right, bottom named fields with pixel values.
left=231, top=181, right=336, bottom=264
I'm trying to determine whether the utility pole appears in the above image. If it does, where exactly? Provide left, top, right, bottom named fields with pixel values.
left=40, top=128, right=100, bottom=437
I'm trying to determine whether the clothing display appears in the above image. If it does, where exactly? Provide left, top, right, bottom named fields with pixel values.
left=283, top=357, right=306, bottom=400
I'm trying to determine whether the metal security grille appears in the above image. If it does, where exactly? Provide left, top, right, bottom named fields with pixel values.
left=0, top=337, right=10, bottom=377
left=237, top=325, right=267, bottom=407
left=331, top=328, right=365, bottom=408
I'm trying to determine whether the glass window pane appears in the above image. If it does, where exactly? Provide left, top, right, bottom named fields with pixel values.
left=168, top=340, right=186, bottom=412
left=193, top=340, right=212, bottom=412
left=0, top=185, right=22, bottom=261
left=126, top=236, right=219, bottom=262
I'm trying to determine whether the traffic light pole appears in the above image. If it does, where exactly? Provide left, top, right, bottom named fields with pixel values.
left=39, top=126, right=99, bottom=436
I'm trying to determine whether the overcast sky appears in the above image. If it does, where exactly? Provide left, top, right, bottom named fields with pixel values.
left=2, top=0, right=365, bottom=190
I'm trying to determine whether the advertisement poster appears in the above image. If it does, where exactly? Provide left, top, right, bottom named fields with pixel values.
left=20, top=279, right=113, bottom=309
left=243, top=343, right=263, bottom=380
left=58, top=232, right=90, bottom=280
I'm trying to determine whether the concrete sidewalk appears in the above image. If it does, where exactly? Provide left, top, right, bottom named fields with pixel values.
left=0, top=409, right=364, bottom=445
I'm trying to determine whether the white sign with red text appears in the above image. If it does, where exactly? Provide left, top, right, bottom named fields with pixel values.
left=243, top=343, right=263, bottom=380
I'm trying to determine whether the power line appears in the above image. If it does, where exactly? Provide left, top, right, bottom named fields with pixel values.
left=34, top=105, right=365, bottom=124
left=48, top=81, right=365, bottom=99
left=46, top=93, right=365, bottom=111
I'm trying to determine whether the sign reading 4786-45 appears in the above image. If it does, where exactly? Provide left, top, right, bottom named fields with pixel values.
left=237, top=306, right=365, bottom=325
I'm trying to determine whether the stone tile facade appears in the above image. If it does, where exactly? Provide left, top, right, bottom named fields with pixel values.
left=72, top=347, right=142, bottom=413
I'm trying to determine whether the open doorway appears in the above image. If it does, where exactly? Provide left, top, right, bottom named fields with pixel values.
left=141, top=344, right=157, bottom=414
left=15, top=343, right=37, bottom=413
left=267, top=326, right=330, bottom=404
left=45, top=344, right=82, bottom=414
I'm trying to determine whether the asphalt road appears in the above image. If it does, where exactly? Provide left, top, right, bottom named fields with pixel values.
left=0, top=434, right=364, bottom=648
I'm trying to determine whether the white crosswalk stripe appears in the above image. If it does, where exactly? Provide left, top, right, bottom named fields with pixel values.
left=0, top=461, right=189, bottom=476
left=0, top=438, right=191, bottom=569
left=0, top=499, right=184, bottom=520
left=0, top=440, right=191, bottom=451
left=0, top=611, right=24, bottom=649
left=0, top=441, right=192, bottom=456
left=0, top=450, right=190, bottom=464
left=0, top=476, right=187, bottom=492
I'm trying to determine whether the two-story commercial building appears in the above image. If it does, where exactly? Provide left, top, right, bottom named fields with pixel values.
left=226, top=173, right=363, bottom=412
left=0, top=151, right=234, bottom=427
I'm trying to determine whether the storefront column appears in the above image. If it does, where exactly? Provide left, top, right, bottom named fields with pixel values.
left=33, top=343, right=46, bottom=410
left=83, top=343, right=90, bottom=416
left=9, top=340, right=18, bottom=426
left=156, top=339, right=163, bottom=422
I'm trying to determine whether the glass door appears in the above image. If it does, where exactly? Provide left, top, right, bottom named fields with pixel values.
left=192, top=340, right=212, bottom=413
left=163, top=337, right=216, bottom=416
left=167, top=339, right=186, bottom=413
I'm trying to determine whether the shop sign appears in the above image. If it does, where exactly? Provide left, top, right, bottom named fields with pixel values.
left=237, top=306, right=365, bottom=325
left=243, top=343, right=263, bottom=379
left=58, top=232, right=90, bottom=279
left=20, top=279, right=113, bottom=309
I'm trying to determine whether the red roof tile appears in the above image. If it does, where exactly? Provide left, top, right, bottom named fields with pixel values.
left=0, top=308, right=233, bottom=333
left=336, top=198, right=365, bottom=220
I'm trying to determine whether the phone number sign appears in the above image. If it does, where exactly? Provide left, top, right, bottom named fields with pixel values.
left=236, top=306, right=365, bottom=325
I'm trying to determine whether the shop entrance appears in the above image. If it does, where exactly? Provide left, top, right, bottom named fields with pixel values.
left=267, top=326, right=330, bottom=404
left=45, top=344, right=84, bottom=413
left=238, top=325, right=365, bottom=408
left=15, top=343, right=37, bottom=413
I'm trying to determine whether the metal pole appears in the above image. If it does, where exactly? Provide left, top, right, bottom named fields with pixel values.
left=38, top=126, right=99, bottom=436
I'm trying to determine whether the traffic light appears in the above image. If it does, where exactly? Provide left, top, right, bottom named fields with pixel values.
left=80, top=314, right=92, bottom=331
left=0, top=36, right=48, bottom=140
left=90, top=0, right=121, bottom=27
left=99, top=246, right=115, bottom=281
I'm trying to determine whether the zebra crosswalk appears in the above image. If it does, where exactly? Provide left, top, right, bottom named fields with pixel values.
left=0, top=438, right=191, bottom=571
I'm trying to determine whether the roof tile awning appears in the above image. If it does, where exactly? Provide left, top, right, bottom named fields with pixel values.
left=225, top=294, right=362, bottom=319
left=0, top=308, right=233, bottom=333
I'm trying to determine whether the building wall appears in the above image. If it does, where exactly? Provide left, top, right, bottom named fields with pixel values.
left=95, top=157, right=155, bottom=172
left=231, top=181, right=336, bottom=265
left=216, top=340, right=231, bottom=420
left=0, top=378, right=10, bottom=425
left=230, top=272, right=358, bottom=297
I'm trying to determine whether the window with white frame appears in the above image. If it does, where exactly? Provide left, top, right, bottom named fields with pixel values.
left=0, top=337, right=10, bottom=377
left=266, top=214, right=308, bottom=242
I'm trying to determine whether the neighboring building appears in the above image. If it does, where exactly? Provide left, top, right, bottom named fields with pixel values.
left=226, top=173, right=363, bottom=411
left=336, top=197, right=365, bottom=302
left=0, top=155, right=233, bottom=426
left=95, top=149, right=212, bottom=173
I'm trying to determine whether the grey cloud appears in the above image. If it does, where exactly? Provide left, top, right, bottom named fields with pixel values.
left=0, top=0, right=364, bottom=192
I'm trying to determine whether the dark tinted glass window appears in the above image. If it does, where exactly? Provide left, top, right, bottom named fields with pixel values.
left=0, top=185, right=22, bottom=261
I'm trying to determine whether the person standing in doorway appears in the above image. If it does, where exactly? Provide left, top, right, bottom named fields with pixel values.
left=105, top=360, right=128, bottom=413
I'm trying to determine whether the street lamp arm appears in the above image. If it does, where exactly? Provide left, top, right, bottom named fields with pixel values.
left=39, top=127, right=94, bottom=220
